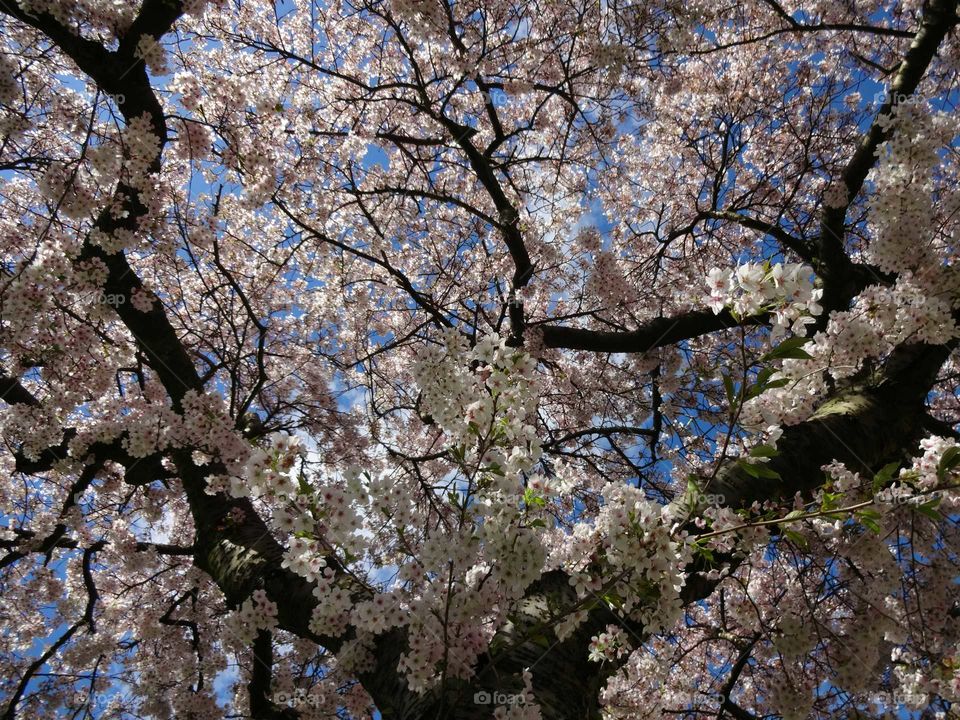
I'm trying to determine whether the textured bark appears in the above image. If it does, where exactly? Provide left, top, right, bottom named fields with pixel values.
left=365, top=571, right=618, bottom=720
left=710, top=341, right=952, bottom=509
left=539, top=309, right=769, bottom=354
left=3, top=1, right=958, bottom=718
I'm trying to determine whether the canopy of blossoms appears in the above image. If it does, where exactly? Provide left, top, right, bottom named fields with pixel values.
left=1, top=0, right=959, bottom=718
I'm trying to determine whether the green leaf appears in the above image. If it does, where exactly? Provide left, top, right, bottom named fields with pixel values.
left=762, top=378, right=791, bottom=390
left=855, top=508, right=883, bottom=534
left=297, top=474, right=312, bottom=496
left=685, top=476, right=702, bottom=504
left=782, top=528, right=808, bottom=548
left=755, top=366, right=775, bottom=387
left=602, top=591, right=624, bottom=610
left=530, top=633, right=552, bottom=649
left=693, top=543, right=716, bottom=563
left=522, top=487, right=546, bottom=508
left=872, top=461, right=902, bottom=495
left=737, top=459, right=782, bottom=480
left=775, top=347, right=813, bottom=360
left=762, top=336, right=814, bottom=362
left=722, top=373, right=736, bottom=406
left=819, top=491, right=842, bottom=511
left=750, top=444, right=779, bottom=458
left=747, top=378, right=790, bottom=400
left=914, top=497, right=942, bottom=521
left=937, top=447, right=960, bottom=482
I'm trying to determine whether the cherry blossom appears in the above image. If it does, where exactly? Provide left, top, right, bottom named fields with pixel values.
left=1, top=0, right=960, bottom=718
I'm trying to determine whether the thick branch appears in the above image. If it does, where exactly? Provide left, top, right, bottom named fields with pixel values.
left=817, top=0, right=959, bottom=316
left=247, top=630, right=299, bottom=719
left=539, top=309, right=768, bottom=353
left=710, top=341, right=953, bottom=509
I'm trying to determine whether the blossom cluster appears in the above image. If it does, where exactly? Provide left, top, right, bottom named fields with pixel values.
left=873, top=435, right=960, bottom=510
left=0, top=52, right=18, bottom=105
left=135, top=35, right=169, bottom=77
left=588, top=624, right=632, bottom=663
left=704, top=262, right=822, bottom=339
left=121, top=113, right=163, bottom=192
left=224, top=431, right=303, bottom=499
left=867, top=101, right=959, bottom=277
left=226, top=589, right=278, bottom=645
left=411, top=328, right=541, bottom=482
left=588, top=41, right=628, bottom=72
left=586, top=250, right=635, bottom=309
left=218, top=336, right=555, bottom=694
left=548, top=483, right=688, bottom=642
left=741, top=278, right=960, bottom=428
left=389, top=0, right=447, bottom=37
left=492, top=669, right=542, bottom=720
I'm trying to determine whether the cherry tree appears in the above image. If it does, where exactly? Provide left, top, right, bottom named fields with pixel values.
left=1, top=0, right=960, bottom=717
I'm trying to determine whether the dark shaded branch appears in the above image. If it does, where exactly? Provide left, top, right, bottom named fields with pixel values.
left=158, top=589, right=205, bottom=692
left=710, top=340, right=954, bottom=509
left=545, top=425, right=656, bottom=447
left=432, top=114, right=533, bottom=335
left=699, top=209, right=816, bottom=264
left=1, top=547, right=100, bottom=720
left=717, top=636, right=760, bottom=719
left=247, top=630, right=300, bottom=719
left=0, top=374, right=40, bottom=407
left=817, top=0, right=959, bottom=317
left=721, top=699, right=760, bottom=720
left=923, top=412, right=960, bottom=440
left=759, top=0, right=913, bottom=37
left=539, top=309, right=768, bottom=353
left=0, top=529, right=193, bottom=559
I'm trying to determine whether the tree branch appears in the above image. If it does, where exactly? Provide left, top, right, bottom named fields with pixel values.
left=538, top=309, right=769, bottom=353
left=817, top=0, right=959, bottom=317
